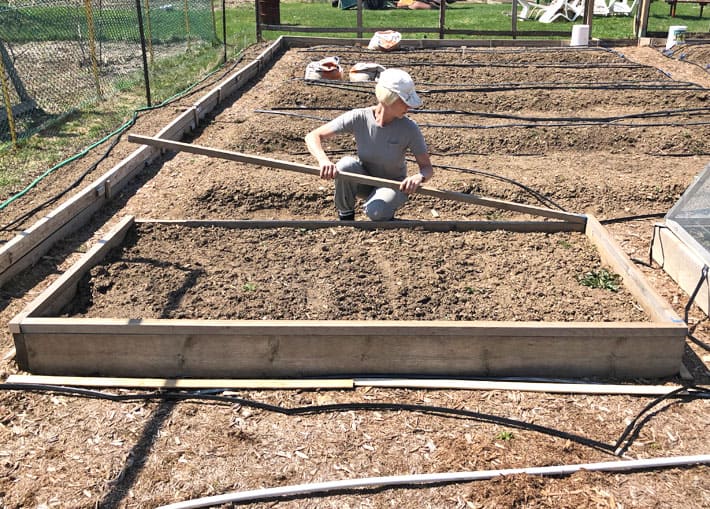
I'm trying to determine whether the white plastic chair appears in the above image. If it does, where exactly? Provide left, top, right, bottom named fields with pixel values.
left=514, top=0, right=549, bottom=20
left=515, top=0, right=582, bottom=23
left=563, top=0, right=585, bottom=20
left=611, top=0, right=638, bottom=15
left=594, top=0, right=612, bottom=15
left=536, top=0, right=573, bottom=22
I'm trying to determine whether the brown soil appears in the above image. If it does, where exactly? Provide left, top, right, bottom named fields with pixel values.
left=1, top=42, right=710, bottom=508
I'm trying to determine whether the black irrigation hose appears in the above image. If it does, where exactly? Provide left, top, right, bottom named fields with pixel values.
left=418, top=160, right=566, bottom=211
left=612, top=386, right=710, bottom=456
left=658, top=43, right=710, bottom=76
left=255, top=109, right=710, bottom=130
left=266, top=105, right=710, bottom=124
left=688, top=332, right=710, bottom=352
left=0, top=383, right=614, bottom=455
left=419, top=107, right=710, bottom=123
left=413, top=82, right=705, bottom=92
left=2, top=383, right=709, bottom=457
left=365, top=61, right=650, bottom=69
left=416, top=120, right=710, bottom=129
left=301, top=77, right=704, bottom=94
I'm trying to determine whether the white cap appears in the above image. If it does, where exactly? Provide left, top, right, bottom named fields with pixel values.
left=377, top=68, right=422, bottom=108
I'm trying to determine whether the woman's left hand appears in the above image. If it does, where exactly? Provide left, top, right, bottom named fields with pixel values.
left=400, top=173, right=425, bottom=194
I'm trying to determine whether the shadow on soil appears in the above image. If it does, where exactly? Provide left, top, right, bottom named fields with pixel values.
left=98, top=400, right=177, bottom=509
left=0, top=154, right=171, bottom=316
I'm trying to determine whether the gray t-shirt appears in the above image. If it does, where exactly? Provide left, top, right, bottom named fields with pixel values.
left=326, top=107, right=428, bottom=181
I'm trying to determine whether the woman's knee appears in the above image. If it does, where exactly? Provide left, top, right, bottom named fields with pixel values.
left=364, top=199, right=396, bottom=221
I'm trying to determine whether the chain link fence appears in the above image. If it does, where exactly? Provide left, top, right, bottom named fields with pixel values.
left=0, top=0, right=225, bottom=147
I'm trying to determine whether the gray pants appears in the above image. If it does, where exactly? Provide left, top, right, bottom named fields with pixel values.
left=335, top=156, right=408, bottom=221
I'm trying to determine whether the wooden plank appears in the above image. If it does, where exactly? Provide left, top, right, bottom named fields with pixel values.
left=14, top=216, right=135, bottom=320
left=0, top=180, right=104, bottom=274
left=5, top=374, right=353, bottom=390
left=127, top=135, right=586, bottom=224
left=651, top=223, right=709, bottom=316
left=0, top=185, right=110, bottom=288
left=15, top=323, right=684, bottom=378
left=16, top=317, right=679, bottom=335
left=585, top=214, right=686, bottom=326
left=264, top=26, right=576, bottom=38
left=136, top=219, right=584, bottom=233
left=280, top=36, right=633, bottom=50
left=154, top=108, right=197, bottom=140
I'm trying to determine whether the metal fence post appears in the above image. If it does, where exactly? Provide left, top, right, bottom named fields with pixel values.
left=135, top=0, right=152, bottom=106
left=357, top=0, right=363, bottom=40
left=222, top=0, right=227, bottom=63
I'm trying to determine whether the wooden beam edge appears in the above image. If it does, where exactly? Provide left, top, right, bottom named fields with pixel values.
left=585, top=214, right=685, bottom=326
left=134, top=218, right=584, bottom=233
left=16, top=317, right=682, bottom=335
left=5, top=374, right=353, bottom=390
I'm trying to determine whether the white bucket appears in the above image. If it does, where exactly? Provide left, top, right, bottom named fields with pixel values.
left=570, top=25, right=590, bottom=47
left=666, top=25, right=687, bottom=50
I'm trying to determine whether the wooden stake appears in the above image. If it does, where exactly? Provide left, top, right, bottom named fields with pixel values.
left=127, top=135, right=586, bottom=224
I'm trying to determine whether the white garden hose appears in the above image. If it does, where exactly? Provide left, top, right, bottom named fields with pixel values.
left=158, top=454, right=710, bottom=509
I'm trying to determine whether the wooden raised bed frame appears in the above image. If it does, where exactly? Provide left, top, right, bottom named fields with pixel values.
left=9, top=215, right=687, bottom=379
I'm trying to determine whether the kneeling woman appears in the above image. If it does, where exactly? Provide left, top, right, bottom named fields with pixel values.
left=305, top=68, right=434, bottom=221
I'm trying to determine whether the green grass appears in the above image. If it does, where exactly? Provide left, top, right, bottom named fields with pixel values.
left=260, top=0, right=709, bottom=39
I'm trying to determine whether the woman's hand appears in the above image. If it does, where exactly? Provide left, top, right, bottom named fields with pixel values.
left=319, top=161, right=338, bottom=180
left=399, top=173, right=425, bottom=194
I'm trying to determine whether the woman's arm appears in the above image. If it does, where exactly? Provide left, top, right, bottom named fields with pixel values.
left=400, top=152, right=434, bottom=194
left=305, top=124, right=339, bottom=179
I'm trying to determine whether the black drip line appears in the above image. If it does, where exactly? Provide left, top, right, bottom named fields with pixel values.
left=300, top=78, right=707, bottom=93
left=260, top=105, right=710, bottom=124
left=1, top=382, right=709, bottom=458
left=254, top=108, right=710, bottom=130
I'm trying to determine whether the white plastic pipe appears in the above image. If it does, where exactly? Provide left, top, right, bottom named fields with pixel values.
left=158, top=454, right=710, bottom=509
left=354, top=378, right=693, bottom=395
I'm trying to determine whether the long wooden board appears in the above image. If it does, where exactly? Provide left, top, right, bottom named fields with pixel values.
left=13, top=319, right=685, bottom=378
left=127, top=135, right=586, bottom=224
left=138, top=218, right=584, bottom=233
left=5, top=374, right=353, bottom=390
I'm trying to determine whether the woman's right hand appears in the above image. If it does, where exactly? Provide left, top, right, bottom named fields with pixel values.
left=319, top=161, right=338, bottom=180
